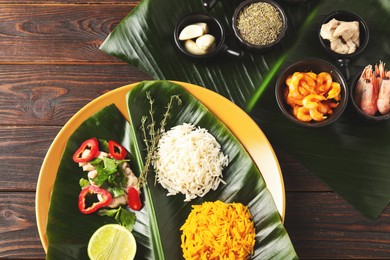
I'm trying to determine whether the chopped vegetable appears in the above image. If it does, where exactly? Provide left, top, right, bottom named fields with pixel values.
left=78, top=185, right=112, bottom=214
left=127, top=187, right=142, bottom=211
left=108, top=140, right=127, bottom=160
left=72, top=138, right=99, bottom=163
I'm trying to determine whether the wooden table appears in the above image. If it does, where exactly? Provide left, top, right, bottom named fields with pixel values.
left=1, top=0, right=389, bottom=259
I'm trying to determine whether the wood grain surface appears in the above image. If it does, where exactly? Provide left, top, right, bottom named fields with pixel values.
left=0, top=0, right=389, bottom=259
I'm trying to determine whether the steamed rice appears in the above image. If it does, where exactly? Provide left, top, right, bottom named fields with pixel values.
left=152, top=123, right=228, bottom=201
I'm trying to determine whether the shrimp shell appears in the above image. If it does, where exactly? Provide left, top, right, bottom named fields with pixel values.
left=377, top=75, right=390, bottom=115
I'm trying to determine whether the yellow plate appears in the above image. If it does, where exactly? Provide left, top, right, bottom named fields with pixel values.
left=35, top=81, right=285, bottom=252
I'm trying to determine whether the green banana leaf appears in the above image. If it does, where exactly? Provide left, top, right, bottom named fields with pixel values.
left=46, top=105, right=132, bottom=259
left=100, top=0, right=390, bottom=219
left=46, top=81, right=297, bottom=259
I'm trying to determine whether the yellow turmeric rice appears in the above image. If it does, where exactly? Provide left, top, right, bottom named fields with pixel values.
left=180, top=200, right=256, bottom=260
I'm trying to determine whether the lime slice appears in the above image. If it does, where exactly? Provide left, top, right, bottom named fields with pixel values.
left=87, top=224, right=137, bottom=260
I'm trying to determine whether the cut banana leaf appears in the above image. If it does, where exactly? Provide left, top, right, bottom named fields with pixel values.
left=100, top=0, right=390, bottom=219
left=46, top=105, right=132, bottom=259
left=46, top=81, right=297, bottom=259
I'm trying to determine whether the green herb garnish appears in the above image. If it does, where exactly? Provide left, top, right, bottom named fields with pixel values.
left=99, top=206, right=136, bottom=231
left=139, top=92, right=181, bottom=187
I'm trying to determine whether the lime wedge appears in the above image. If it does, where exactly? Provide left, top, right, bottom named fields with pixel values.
left=87, top=224, right=137, bottom=260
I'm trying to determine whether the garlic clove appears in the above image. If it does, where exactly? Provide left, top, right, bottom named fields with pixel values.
left=195, top=34, right=216, bottom=52
left=194, top=22, right=209, bottom=34
left=179, top=24, right=205, bottom=40
left=184, top=39, right=207, bottom=55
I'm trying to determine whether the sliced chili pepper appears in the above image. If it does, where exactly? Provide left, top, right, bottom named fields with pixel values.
left=72, top=138, right=99, bottom=163
left=127, top=186, right=142, bottom=211
left=78, top=185, right=112, bottom=214
left=108, top=140, right=127, bottom=160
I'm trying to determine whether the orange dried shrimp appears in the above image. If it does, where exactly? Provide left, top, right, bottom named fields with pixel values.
left=284, top=71, right=341, bottom=122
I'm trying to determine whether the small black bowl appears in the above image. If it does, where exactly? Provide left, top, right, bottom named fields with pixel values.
left=275, top=58, right=348, bottom=127
left=232, top=0, right=288, bottom=52
left=350, top=72, right=390, bottom=122
left=318, top=10, right=369, bottom=81
left=174, top=13, right=243, bottom=60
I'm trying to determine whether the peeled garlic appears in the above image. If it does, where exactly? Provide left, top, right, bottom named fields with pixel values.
left=195, top=34, right=216, bottom=52
left=194, top=22, right=209, bottom=34
left=184, top=40, right=207, bottom=55
left=179, top=24, right=204, bottom=40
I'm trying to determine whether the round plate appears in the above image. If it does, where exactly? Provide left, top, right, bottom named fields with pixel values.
left=35, top=81, right=285, bottom=251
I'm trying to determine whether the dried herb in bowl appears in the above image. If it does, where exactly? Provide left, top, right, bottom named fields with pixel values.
left=235, top=1, right=284, bottom=47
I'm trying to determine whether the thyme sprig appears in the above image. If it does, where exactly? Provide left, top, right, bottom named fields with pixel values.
left=138, top=92, right=181, bottom=187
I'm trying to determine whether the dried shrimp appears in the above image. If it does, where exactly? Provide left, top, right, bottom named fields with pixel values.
left=284, top=71, right=341, bottom=122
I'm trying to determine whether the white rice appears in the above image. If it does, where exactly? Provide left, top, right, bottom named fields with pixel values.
left=153, top=123, right=228, bottom=201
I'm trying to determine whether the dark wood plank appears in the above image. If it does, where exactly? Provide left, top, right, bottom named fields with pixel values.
left=0, top=5, right=134, bottom=62
left=0, top=192, right=45, bottom=259
left=0, top=64, right=150, bottom=126
left=285, top=192, right=390, bottom=259
left=0, top=126, right=60, bottom=191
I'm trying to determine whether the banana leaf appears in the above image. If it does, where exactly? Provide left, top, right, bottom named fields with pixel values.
left=46, top=81, right=297, bottom=259
left=100, top=0, right=390, bottom=219
left=46, top=105, right=132, bottom=259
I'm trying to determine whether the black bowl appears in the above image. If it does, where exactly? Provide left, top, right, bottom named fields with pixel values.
left=275, top=58, right=348, bottom=127
left=174, top=13, right=243, bottom=59
left=350, top=72, right=390, bottom=122
left=319, top=10, right=369, bottom=59
left=232, top=0, right=288, bottom=52
left=174, top=13, right=225, bottom=60
left=318, top=10, right=369, bottom=81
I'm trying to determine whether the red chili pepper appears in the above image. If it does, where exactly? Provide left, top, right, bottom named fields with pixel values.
left=108, top=140, right=128, bottom=160
left=128, top=187, right=142, bottom=211
left=73, top=138, right=99, bottom=163
left=78, top=185, right=112, bottom=214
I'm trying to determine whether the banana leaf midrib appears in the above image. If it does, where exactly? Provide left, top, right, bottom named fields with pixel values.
left=125, top=90, right=165, bottom=260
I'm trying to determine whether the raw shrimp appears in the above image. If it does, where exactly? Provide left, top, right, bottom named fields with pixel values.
left=354, top=65, right=372, bottom=104
left=360, top=71, right=379, bottom=116
left=357, top=65, right=379, bottom=116
left=377, top=71, right=390, bottom=115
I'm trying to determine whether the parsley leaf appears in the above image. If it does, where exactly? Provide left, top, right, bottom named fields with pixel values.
left=99, top=207, right=136, bottom=231
left=79, top=178, right=90, bottom=189
left=103, top=157, right=118, bottom=174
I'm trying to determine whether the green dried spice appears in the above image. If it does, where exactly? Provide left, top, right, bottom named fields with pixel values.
left=237, top=2, right=283, bottom=46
